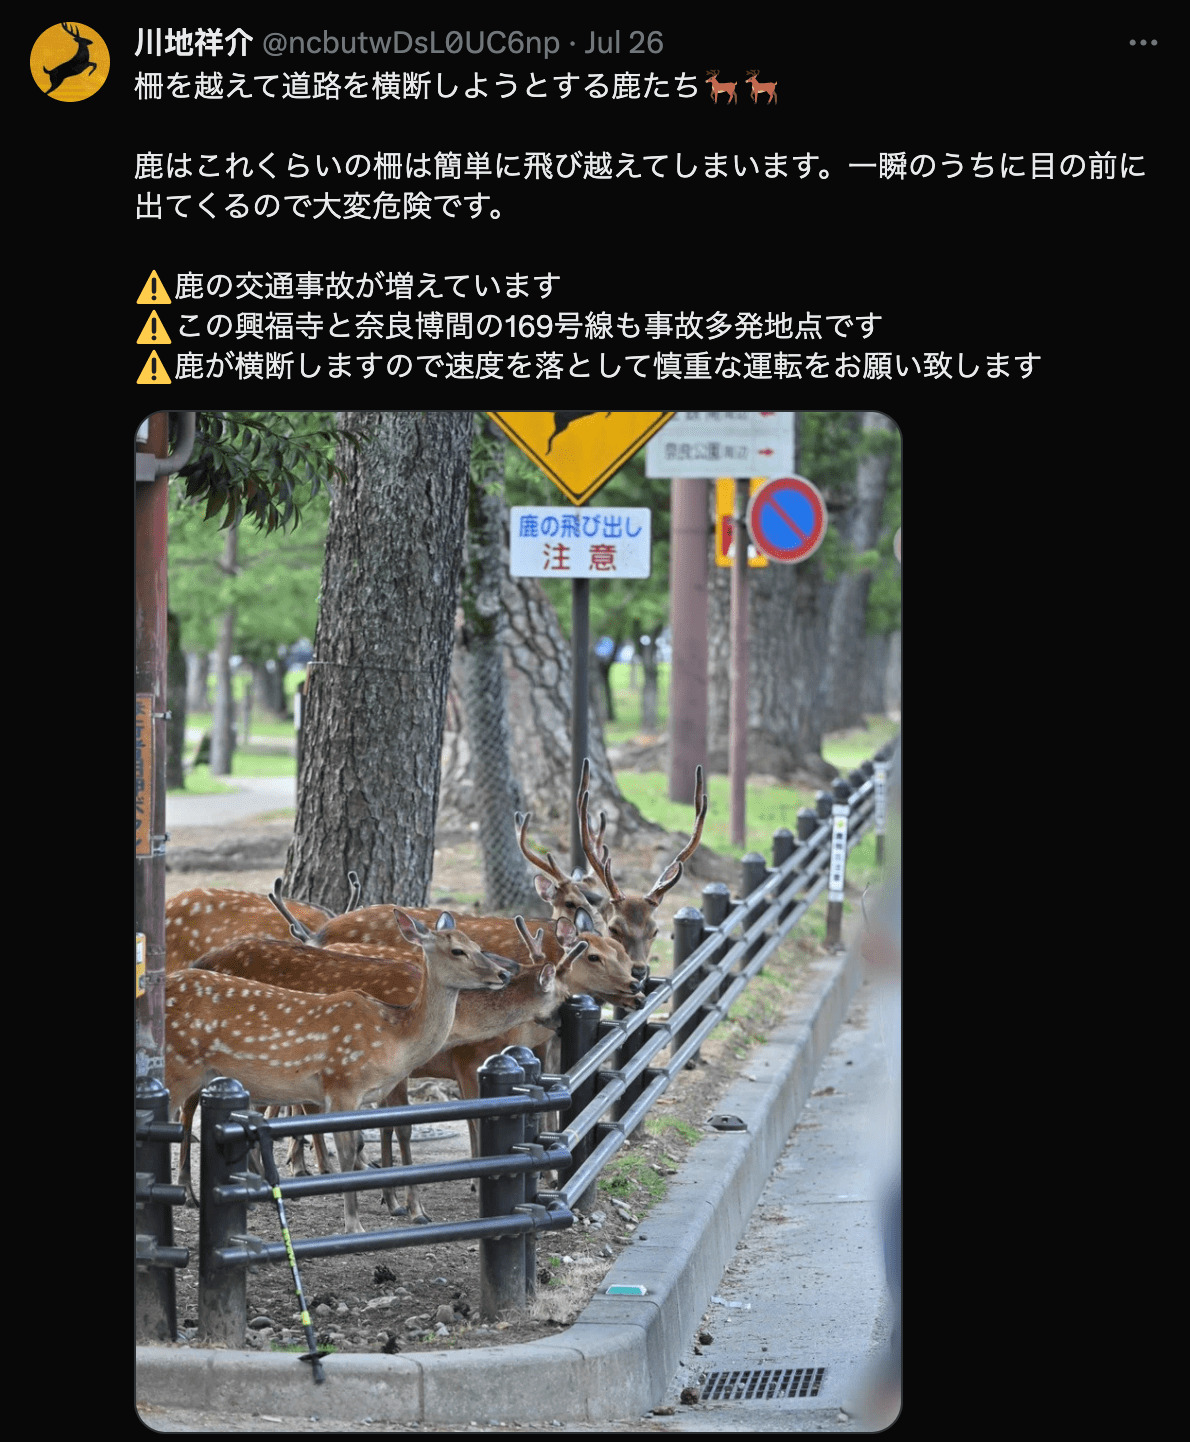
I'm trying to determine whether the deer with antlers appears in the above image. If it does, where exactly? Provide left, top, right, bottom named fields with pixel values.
left=513, top=760, right=707, bottom=972
left=165, top=910, right=513, bottom=1232
left=705, top=70, right=738, bottom=105
left=745, top=70, right=778, bottom=104
left=377, top=913, right=643, bottom=1221
left=42, top=23, right=98, bottom=95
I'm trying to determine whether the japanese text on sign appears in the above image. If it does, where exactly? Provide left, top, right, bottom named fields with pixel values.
left=509, top=507, right=651, bottom=577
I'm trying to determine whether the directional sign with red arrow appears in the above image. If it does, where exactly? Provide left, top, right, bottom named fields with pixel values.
left=746, top=475, right=828, bottom=564
left=644, top=412, right=793, bottom=478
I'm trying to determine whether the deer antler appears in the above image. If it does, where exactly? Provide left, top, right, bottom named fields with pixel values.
left=514, top=914, right=548, bottom=962
left=579, top=787, right=623, bottom=901
left=268, top=879, right=313, bottom=942
left=644, top=765, right=708, bottom=905
left=515, top=811, right=567, bottom=883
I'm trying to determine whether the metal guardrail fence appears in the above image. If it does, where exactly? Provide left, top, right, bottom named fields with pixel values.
left=135, top=741, right=896, bottom=1352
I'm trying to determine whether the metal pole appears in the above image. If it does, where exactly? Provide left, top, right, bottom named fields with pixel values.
left=135, top=1076, right=181, bottom=1342
left=135, top=412, right=170, bottom=1085
left=478, top=1052, right=527, bottom=1319
left=197, top=1078, right=250, bottom=1346
left=668, top=476, right=709, bottom=803
left=729, top=475, right=749, bottom=847
left=570, top=577, right=590, bottom=874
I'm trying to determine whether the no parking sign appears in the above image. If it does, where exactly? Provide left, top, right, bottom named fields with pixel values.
left=746, top=475, right=828, bottom=564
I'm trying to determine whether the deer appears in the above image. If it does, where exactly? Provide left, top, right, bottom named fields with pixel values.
left=187, top=916, right=581, bottom=1191
left=42, top=23, right=97, bottom=95
left=377, top=914, right=644, bottom=1222
left=705, top=70, right=738, bottom=105
left=165, top=910, right=513, bottom=1233
left=745, top=70, right=778, bottom=105
left=165, top=873, right=362, bottom=970
left=561, top=758, right=708, bottom=972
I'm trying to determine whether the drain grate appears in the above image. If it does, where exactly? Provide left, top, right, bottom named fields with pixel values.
left=701, top=1367, right=826, bottom=1402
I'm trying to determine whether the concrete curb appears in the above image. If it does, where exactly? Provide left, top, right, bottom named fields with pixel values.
left=136, top=945, right=863, bottom=1426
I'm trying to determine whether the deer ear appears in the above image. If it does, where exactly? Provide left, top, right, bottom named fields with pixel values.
left=393, top=909, right=423, bottom=944
left=533, top=875, right=555, bottom=901
left=554, top=915, right=576, bottom=944
left=538, top=963, right=556, bottom=989
left=435, top=912, right=455, bottom=931
left=574, top=907, right=595, bottom=934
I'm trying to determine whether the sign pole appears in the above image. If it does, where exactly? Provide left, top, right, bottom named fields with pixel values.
left=570, top=577, right=590, bottom=874
left=729, top=475, right=750, bottom=847
left=668, top=477, right=708, bottom=803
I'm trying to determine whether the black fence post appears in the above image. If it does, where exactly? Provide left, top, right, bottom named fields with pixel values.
left=198, top=1078, right=251, bottom=1346
left=135, top=1076, right=184, bottom=1342
left=773, top=828, right=796, bottom=925
left=740, top=853, right=768, bottom=962
left=670, top=905, right=705, bottom=1065
left=825, top=778, right=853, bottom=950
left=557, top=993, right=602, bottom=1210
left=503, top=1044, right=541, bottom=1303
left=702, top=881, right=734, bottom=1046
left=478, top=1051, right=527, bottom=1320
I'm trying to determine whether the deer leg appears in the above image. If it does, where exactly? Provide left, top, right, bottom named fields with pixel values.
left=379, top=1081, right=432, bottom=1223
left=332, top=1121, right=365, bottom=1233
left=177, top=1091, right=201, bottom=1206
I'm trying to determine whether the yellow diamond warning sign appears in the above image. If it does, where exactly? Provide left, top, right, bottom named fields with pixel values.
left=136, top=272, right=171, bottom=305
left=487, top=412, right=675, bottom=505
left=137, top=351, right=171, bottom=385
left=136, top=312, right=171, bottom=345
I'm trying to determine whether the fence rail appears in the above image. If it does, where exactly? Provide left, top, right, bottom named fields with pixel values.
left=135, top=740, right=896, bottom=1351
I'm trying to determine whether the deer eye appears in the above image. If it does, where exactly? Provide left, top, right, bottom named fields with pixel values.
left=451, top=947, right=467, bottom=957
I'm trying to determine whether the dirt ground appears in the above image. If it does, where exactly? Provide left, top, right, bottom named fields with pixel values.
left=150, top=817, right=831, bottom=1363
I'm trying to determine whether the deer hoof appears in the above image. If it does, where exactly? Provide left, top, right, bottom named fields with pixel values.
left=412, top=1212, right=433, bottom=1226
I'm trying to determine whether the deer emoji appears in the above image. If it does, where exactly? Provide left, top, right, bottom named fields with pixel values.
left=745, top=70, right=778, bottom=104
left=705, top=70, right=738, bottom=105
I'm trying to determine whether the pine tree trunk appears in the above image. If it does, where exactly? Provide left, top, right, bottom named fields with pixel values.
left=639, top=636, right=659, bottom=732
left=439, top=568, right=662, bottom=857
left=819, top=413, right=895, bottom=731
left=284, top=411, right=473, bottom=912
left=185, top=650, right=209, bottom=713
left=458, top=418, right=538, bottom=913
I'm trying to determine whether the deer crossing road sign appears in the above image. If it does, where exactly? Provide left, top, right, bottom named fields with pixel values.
left=488, top=412, right=674, bottom=505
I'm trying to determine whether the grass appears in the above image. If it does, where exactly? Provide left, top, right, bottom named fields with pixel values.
left=618, top=769, right=817, bottom=861
left=168, top=744, right=298, bottom=795
left=598, top=1152, right=668, bottom=1204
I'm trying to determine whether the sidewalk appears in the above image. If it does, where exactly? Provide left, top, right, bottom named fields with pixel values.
left=166, top=775, right=296, bottom=829
left=136, top=941, right=877, bottom=1428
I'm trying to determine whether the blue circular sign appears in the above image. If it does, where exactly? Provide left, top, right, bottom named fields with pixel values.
left=746, top=476, right=827, bottom=564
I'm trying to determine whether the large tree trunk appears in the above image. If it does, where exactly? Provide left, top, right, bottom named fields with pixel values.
left=639, top=634, right=659, bottom=732
left=439, top=566, right=664, bottom=861
left=166, top=612, right=187, bottom=790
left=185, top=650, right=209, bottom=713
left=284, top=411, right=472, bottom=913
left=819, top=413, right=896, bottom=731
left=458, top=418, right=538, bottom=913
left=885, top=629, right=902, bottom=717
left=706, top=488, right=835, bottom=782
left=861, top=633, right=890, bottom=716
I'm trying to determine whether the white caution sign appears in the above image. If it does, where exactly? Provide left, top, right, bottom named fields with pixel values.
left=509, top=506, right=651, bottom=578
left=827, top=805, right=850, bottom=902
